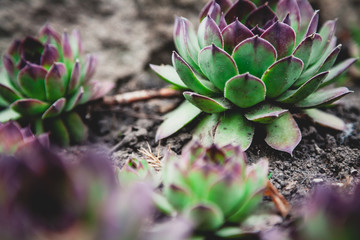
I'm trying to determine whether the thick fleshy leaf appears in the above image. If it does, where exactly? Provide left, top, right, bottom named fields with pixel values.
left=184, top=203, right=224, bottom=231
left=174, top=17, right=201, bottom=72
left=304, top=109, right=346, bottom=131
left=62, top=32, right=73, bottom=60
left=71, top=29, right=82, bottom=58
left=198, top=16, right=223, bottom=49
left=225, top=0, right=256, bottom=23
left=156, top=101, right=201, bottom=141
left=245, top=4, right=278, bottom=28
left=276, top=72, right=329, bottom=104
left=40, top=44, right=59, bottom=68
left=232, top=36, right=277, bottom=78
left=42, top=98, right=66, bottom=119
left=276, top=0, right=301, bottom=31
left=224, top=73, right=266, bottom=108
left=47, top=118, right=70, bottom=147
left=11, top=99, right=49, bottom=116
left=165, top=184, right=192, bottom=211
left=320, top=58, right=358, bottom=88
left=261, top=21, right=296, bottom=59
left=262, top=56, right=303, bottom=98
left=172, top=52, right=215, bottom=95
left=200, top=0, right=232, bottom=21
left=293, top=33, right=322, bottom=70
left=265, top=112, right=301, bottom=155
left=193, top=113, right=220, bottom=146
left=0, top=121, right=23, bottom=152
left=318, top=45, right=341, bottom=73
left=214, top=111, right=254, bottom=150
left=296, top=87, right=352, bottom=108
left=222, top=19, right=254, bottom=54
left=0, top=108, right=21, bottom=122
left=150, top=64, right=187, bottom=89
left=7, top=39, right=21, bottom=59
left=64, top=86, right=84, bottom=111
left=82, top=54, right=97, bottom=83
left=245, top=103, right=288, bottom=124
left=20, top=36, right=44, bottom=64
left=63, top=112, right=88, bottom=144
left=296, top=0, right=314, bottom=24
left=184, top=92, right=231, bottom=113
left=18, top=64, right=47, bottom=100
left=38, top=24, right=62, bottom=45
left=305, top=10, right=319, bottom=37
left=0, top=84, right=21, bottom=103
left=45, top=63, right=67, bottom=101
left=199, top=44, right=238, bottom=90
left=68, top=60, right=81, bottom=94
left=3, top=55, right=15, bottom=80
left=218, top=13, right=227, bottom=31
left=207, top=2, right=222, bottom=23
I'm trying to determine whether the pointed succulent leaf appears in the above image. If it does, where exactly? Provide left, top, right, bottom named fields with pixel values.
left=200, top=0, right=232, bottom=21
left=68, top=60, right=81, bottom=94
left=0, top=108, right=21, bottom=122
left=304, top=109, right=346, bottom=131
left=0, top=84, right=21, bottom=103
left=305, top=10, right=319, bottom=37
left=276, top=72, right=329, bottom=104
left=184, top=92, right=231, bottom=113
left=214, top=111, right=254, bottom=150
left=318, top=45, right=341, bottom=73
left=3, top=55, right=15, bottom=79
left=207, top=2, right=222, bottom=23
left=199, top=44, right=238, bottom=90
left=225, top=0, right=256, bottom=23
left=65, top=87, right=84, bottom=111
left=265, top=112, right=301, bottom=155
left=63, top=112, right=88, bottom=144
left=262, top=55, right=303, bottom=98
left=18, top=64, right=47, bottom=100
left=164, top=184, right=192, bottom=211
left=7, top=39, right=21, bottom=60
left=232, top=36, right=277, bottom=78
left=62, top=32, right=73, bottom=60
left=45, top=63, right=67, bottom=101
left=42, top=98, right=66, bottom=119
left=261, top=21, right=296, bottom=59
left=320, top=58, right=358, bottom=88
left=82, top=54, right=97, bottom=83
left=38, top=24, right=62, bottom=45
left=245, top=4, right=278, bottom=28
left=172, top=52, right=215, bottom=95
left=296, top=0, right=314, bottom=24
left=276, top=0, right=301, bottom=31
left=293, top=33, right=322, bottom=69
left=70, top=29, right=82, bottom=58
left=218, top=13, right=227, bottom=31
left=222, top=19, right=254, bottom=54
left=296, top=87, right=352, bottom=108
left=156, top=101, right=201, bottom=141
left=282, top=13, right=291, bottom=26
left=193, top=113, right=219, bottom=146
left=150, top=64, right=187, bottom=89
left=184, top=203, right=224, bottom=231
left=198, top=16, right=223, bottom=49
left=40, top=44, right=59, bottom=68
left=11, top=99, right=50, bottom=116
left=224, top=73, right=266, bottom=108
left=47, top=117, right=70, bottom=147
left=245, top=103, right=288, bottom=124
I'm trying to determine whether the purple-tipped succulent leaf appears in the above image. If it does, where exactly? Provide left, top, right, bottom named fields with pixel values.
left=225, top=0, right=256, bottom=24
left=45, top=63, right=67, bottom=101
left=304, top=108, right=346, bottom=131
left=222, top=19, right=254, bottom=54
left=198, top=15, right=224, bottom=49
left=296, top=87, right=352, bottom=108
left=18, top=63, right=48, bottom=100
left=276, top=0, right=301, bottom=31
left=184, top=91, right=231, bottom=113
left=245, top=103, right=288, bottom=124
left=40, top=44, right=60, bottom=68
left=246, top=4, right=278, bottom=28
left=42, top=98, right=66, bottom=119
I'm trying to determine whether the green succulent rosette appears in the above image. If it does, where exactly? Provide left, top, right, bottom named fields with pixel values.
left=151, top=0, right=357, bottom=154
left=0, top=25, right=114, bottom=146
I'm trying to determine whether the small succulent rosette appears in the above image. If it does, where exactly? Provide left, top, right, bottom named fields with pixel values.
left=151, top=0, right=357, bottom=154
left=0, top=24, right=114, bottom=146
left=157, top=141, right=268, bottom=232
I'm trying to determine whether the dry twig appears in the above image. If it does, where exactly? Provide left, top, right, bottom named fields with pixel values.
left=265, top=180, right=291, bottom=218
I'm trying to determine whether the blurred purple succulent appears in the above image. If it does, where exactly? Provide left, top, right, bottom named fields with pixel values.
left=151, top=0, right=356, bottom=154
left=0, top=24, right=114, bottom=146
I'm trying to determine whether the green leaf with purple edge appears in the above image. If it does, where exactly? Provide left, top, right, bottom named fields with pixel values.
left=42, top=98, right=66, bottom=119
left=296, top=0, right=316, bottom=44
left=172, top=52, right=215, bottom=95
left=45, top=63, right=67, bottom=101
left=225, top=0, right=256, bottom=24
left=63, top=112, right=88, bottom=144
left=262, top=55, right=303, bottom=98
left=216, top=227, right=247, bottom=238
left=184, top=92, right=231, bottom=113
left=199, top=0, right=232, bottom=22
left=304, top=109, right=346, bottom=131
left=222, top=19, right=254, bottom=54
left=184, top=203, right=224, bottom=231
left=295, top=87, right=352, bottom=108
left=293, top=33, right=322, bottom=70
left=78, top=83, right=93, bottom=105
left=276, top=71, right=329, bottom=104
left=193, top=113, right=220, bottom=146
left=320, top=58, right=358, bottom=88
left=67, top=60, right=81, bottom=94
left=0, top=108, right=20, bottom=122
left=198, top=15, right=223, bottom=49
left=18, top=64, right=47, bottom=100
left=265, top=112, right=301, bottom=155
left=0, top=83, right=21, bottom=103
left=150, top=64, right=187, bottom=89
left=261, top=21, right=296, bottom=59
left=214, top=111, right=254, bottom=150
left=40, top=44, right=59, bottom=69
left=64, top=86, right=84, bottom=111
left=232, top=36, right=277, bottom=78
left=245, top=103, right=288, bottom=124
left=224, top=73, right=266, bottom=108
left=276, top=0, right=301, bottom=32
left=305, top=10, right=320, bottom=37
left=156, top=101, right=201, bottom=141
left=165, top=184, right=192, bottom=211
left=245, top=4, right=278, bottom=28
left=11, top=99, right=50, bottom=116
left=318, top=45, right=341, bottom=73
left=199, top=44, right=238, bottom=91
left=47, top=117, right=70, bottom=147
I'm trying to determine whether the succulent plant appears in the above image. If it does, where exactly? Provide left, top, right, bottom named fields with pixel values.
left=157, top=141, right=268, bottom=233
left=151, top=0, right=357, bottom=154
left=0, top=24, right=114, bottom=146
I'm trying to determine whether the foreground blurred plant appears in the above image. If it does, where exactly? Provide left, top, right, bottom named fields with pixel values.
left=151, top=0, right=356, bottom=154
left=156, top=141, right=268, bottom=236
left=0, top=24, right=114, bottom=146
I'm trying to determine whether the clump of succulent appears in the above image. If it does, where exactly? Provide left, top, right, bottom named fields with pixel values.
left=0, top=24, right=114, bottom=146
left=157, top=141, right=268, bottom=234
left=151, top=0, right=357, bottom=154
